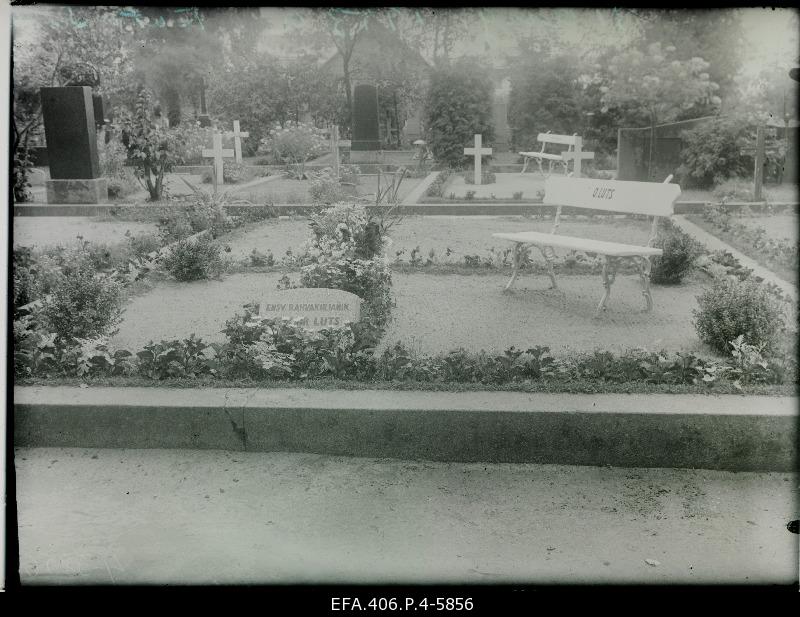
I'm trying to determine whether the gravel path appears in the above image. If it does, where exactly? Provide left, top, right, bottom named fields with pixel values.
left=16, top=447, right=797, bottom=584
left=379, top=272, right=712, bottom=356
left=222, top=215, right=652, bottom=263
left=13, top=217, right=158, bottom=249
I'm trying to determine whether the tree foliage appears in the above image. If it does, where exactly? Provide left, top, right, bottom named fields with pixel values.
left=424, top=61, right=495, bottom=168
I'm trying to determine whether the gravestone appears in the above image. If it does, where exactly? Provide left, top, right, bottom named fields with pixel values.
left=40, top=86, right=108, bottom=203
left=351, top=84, right=381, bottom=163
left=255, top=288, right=361, bottom=329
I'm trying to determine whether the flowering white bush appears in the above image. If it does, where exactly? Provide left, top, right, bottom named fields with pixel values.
left=258, top=121, right=328, bottom=178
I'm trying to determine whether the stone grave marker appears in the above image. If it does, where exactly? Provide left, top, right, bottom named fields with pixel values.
left=464, top=133, right=492, bottom=185
left=255, top=288, right=362, bottom=329
left=351, top=84, right=380, bottom=163
left=202, top=132, right=234, bottom=185
left=40, top=86, right=108, bottom=203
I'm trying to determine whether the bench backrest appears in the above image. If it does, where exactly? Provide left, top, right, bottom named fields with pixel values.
left=544, top=176, right=681, bottom=217
left=537, top=132, right=579, bottom=146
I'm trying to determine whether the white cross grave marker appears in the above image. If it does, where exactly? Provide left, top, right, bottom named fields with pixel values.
left=560, top=135, right=594, bottom=178
left=464, top=133, right=492, bottom=185
left=202, top=132, right=234, bottom=185
left=230, top=120, right=249, bottom=164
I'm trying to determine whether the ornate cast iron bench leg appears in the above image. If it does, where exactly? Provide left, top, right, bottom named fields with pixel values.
left=594, top=255, right=620, bottom=318
left=504, top=243, right=524, bottom=292
left=636, top=255, right=654, bottom=312
left=537, top=245, right=558, bottom=289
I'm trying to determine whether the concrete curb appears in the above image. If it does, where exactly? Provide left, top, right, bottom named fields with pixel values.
left=13, top=387, right=797, bottom=471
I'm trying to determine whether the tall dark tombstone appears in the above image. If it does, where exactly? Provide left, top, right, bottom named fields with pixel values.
left=350, top=84, right=381, bottom=163
left=40, top=86, right=108, bottom=203
left=197, top=76, right=212, bottom=128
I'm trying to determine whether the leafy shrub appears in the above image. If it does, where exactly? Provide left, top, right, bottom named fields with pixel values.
left=201, top=169, right=213, bottom=184
left=425, top=170, right=451, bottom=197
left=465, top=190, right=476, bottom=201
left=307, top=203, right=384, bottom=261
left=173, top=124, right=216, bottom=165
left=650, top=219, right=703, bottom=284
left=13, top=145, right=33, bottom=203
left=339, top=164, right=361, bottom=185
left=115, top=88, right=186, bottom=201
left=678, top=118, right=748, bottom=189
left=223, top=160, right=250, bottom=184
left=161, top=233, right=224, bottom=281
left=424, top=62, right=494, bottom=168
left=512, top=191, right=524, bottom=200
left=136, top=335, right=213, bottom=379
left=308, top=168, right=349, bottom=205
left=257, top=121, right=327, bottom=179
left=39, top=254, right=124, bottom=341
left=126, top=231, right=162, bottom=260
left=693, top=277, right=786, bottom=355
left=249, top=248, right=275, bottom=267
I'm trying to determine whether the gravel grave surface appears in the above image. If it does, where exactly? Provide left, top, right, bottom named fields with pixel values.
left=444, top=173, right=546, bottom=199
left=731, top=214, right=798, bottom=242
left=221, top=215, right=653, bottom=264
left=379, top=272, right=713, bottom=356
left=13, top=217, right=159, bottom=249
left=112, top=270, right=712, bottom=356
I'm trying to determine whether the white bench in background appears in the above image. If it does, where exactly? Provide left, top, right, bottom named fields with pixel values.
left=519, top=132, right=594, bottom=178
left=492, top=175, right=681, bottom=317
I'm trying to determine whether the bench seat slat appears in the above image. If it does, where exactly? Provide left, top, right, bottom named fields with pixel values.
left=492, top=231, right=663, bottom=257
left=518, top=151, right=565, bottom=161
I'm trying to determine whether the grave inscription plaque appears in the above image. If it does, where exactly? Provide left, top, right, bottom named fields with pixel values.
left=256, top=288, right=362, bottom=329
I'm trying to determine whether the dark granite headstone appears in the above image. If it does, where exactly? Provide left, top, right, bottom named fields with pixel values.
left=41, top=87, right=101, bottom=179
left=351, top=84, right=380, bottom=151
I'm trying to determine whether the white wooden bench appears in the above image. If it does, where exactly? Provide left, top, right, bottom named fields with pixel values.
left=519, top=132, right=594, bottom=177
left=492, top=175, right=681, bottom=317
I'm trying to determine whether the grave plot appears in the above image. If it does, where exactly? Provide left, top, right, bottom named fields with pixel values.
left=379, top=271, right=712, bottom=356
left=685, top=210, right=798, bottom=283
left=13, top=216, right=158, bottom=249
left=441, top=173, right=547, bottom=201
left=221, top=214, right=653, bottom=265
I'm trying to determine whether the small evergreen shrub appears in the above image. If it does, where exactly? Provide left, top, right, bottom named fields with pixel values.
left=40, top=256, right=124, bottom=340
left=693, top=277, right=786, bottom=355
left=308, top=168, right=348, bottom=205
left=161, top=234, right=224, bottom=281
left=425, top=170, right=451, bottom=197
left=223, top=161, right=250, bottom=183
left=650, top=220, right=703, bottom=284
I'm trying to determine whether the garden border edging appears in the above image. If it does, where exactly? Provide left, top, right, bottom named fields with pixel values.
left=13, top=386, right=796, bottom=471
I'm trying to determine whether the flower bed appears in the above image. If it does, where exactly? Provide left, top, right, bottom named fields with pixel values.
left=687, top=205, right=798, bottom=283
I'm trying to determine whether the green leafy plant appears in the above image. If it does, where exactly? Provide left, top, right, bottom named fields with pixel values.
left=39, top=251, right=124, bottom=341
left=650, top=219, right=704, bottom=284
left=223, top=160, right=250, bottom=184
left=257, top=121, right=327, bottom=179
left=693, top=276, right=786, bottom=355
left=115, top=88, right=186, bottom=201
left=677, top=118, right=748, bottom=189
left=161, top=233, right=224, bottom=281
